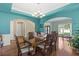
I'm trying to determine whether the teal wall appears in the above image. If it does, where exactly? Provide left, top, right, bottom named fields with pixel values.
left=0, top=3, right=12, bottom=12
left=0, top=11, right=43, bottom=34
left=40, top=4, right=79, bottom=35
left=0, top=12, right=10, bottom=34
left=47, top=11, right=79, bottom=35
left=0, top=3, right=79, bottom=36
left=0, top=3, right=42, bottom=34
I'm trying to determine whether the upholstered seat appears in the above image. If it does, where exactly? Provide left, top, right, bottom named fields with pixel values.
left=38, top=45, right=49, bottom=49
left=20, top=43, right=30, bottom=48
left=21, top=47, right=33, bottom=53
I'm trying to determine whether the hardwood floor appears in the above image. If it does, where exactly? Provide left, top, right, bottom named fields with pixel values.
left=56, top=37, right=78, bottom=56
left=0, top=37, right=79, bottom=56
left=0, top=40, right=18, bottom=56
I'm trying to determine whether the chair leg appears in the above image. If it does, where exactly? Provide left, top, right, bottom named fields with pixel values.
left=18, top=53, right=21, bottom=56
left=18, top=50, right=22, bottom=56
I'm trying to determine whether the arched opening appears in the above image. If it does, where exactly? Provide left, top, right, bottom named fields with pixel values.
left=44, top=17, right=72, bottom=37
left=10, top=19, right=35, bottom=36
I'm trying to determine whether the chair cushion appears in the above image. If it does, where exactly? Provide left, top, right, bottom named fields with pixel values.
left=52, top=42, right=55, bottom=45
left=20, top=43, right=30, bottom=48
left=38, top=45, right=49, bottom=49
left=38, top=45, right=44, bottom=49
left=21, top=47, right=33, bottom=53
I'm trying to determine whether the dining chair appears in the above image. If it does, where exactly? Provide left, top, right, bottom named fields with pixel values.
left=15, top=35, right=33, bottom=56
left=0, top=35, right=3, bottom=48
left=51, top=31, right=58, bottom=51
left=28, top=32, right=37, bottom=55
left=37, top=34, right=53, bottom=55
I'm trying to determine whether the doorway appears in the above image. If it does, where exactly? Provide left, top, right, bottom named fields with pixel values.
left=58, top=23, right=72, bottom=37
left=44, top=17, right=72, bottom=36
left=10, top=19, right=35, bottom=36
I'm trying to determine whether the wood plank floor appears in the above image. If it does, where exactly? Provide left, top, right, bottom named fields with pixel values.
left=0, top=37, right=79, bottom=56
left=0, top=40, right=18, bottom=56
left=56, top=37, right=79, bottom=56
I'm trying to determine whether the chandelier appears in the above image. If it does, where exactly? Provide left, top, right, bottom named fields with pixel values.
left=32, top=11, right=45, bottom=18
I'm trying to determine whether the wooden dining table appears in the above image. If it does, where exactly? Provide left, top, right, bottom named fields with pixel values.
left=25, top=36, right=46, bottom=46
left=24, top=35, right=46, bottom=55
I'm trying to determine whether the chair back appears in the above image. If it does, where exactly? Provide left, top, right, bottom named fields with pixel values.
left=45, top=34, right=51, bottom=45
left=37, top=32, right=41, bottom=36
left=15, top=35, right=22, bottom=55
left=0, top=35, right=3, bottom=47
left=51, top=31, right=58, bottom=42
left=0, top=35, right=2, bottom=41
left=51, top=31, right=58, bottom=51
left=28, top=32, right=34, bottom=40
left=41, top=34, right=53, bottom=55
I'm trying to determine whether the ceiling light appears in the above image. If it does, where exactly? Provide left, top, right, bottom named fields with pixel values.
left=32, top=11, right=45, bottom=18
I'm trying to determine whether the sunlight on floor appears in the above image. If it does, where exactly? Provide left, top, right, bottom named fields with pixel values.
left=57, top=37, right=75, bottom=56
left=58, top=37, right=64, bottom=50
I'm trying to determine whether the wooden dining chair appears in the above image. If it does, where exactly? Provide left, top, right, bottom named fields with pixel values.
left=28, top=32, right=37, bottom=55
left=15, top=35, right=33, bottom=56
left=0, top=35, right=3, bottom=48
left=37, top=34, right=53, bottom=55
left=51, top=31, right=58, bottom=51
left=0, top=35, right=3, bottom=56
left=43, top=32, right=58, bottom=55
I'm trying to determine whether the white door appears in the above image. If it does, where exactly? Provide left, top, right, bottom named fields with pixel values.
left=16, top=22, right=25, bottom=36
left=10, top=20, right=35, bottom=36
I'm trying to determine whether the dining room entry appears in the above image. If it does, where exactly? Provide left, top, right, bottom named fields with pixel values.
left=10, top=19, right=35, bottom=36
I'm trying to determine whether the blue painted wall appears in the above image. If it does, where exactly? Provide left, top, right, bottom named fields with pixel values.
left=0, top=3, right=79, bottom=36
left=0, top=3, right=42, bottom=34
left=0, top=11, right=42, bottom=34
left=0, top=12, right=10, bottom=34
left=0, top=3, right=12, bottom=12
left=40, top=4, right=79, bottom=35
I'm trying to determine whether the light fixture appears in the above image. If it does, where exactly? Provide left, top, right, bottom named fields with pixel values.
left=32, top=11, right=45, bottom=18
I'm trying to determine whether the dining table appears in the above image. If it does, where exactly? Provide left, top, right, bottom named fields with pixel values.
left=24, top=34, right=47, bottom=55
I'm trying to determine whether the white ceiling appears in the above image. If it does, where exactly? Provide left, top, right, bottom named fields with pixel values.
left=12, top=3, right=69, bottom=16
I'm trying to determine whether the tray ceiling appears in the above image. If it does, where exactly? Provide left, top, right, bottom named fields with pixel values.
left=12, top=3, right=69, bottom=16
